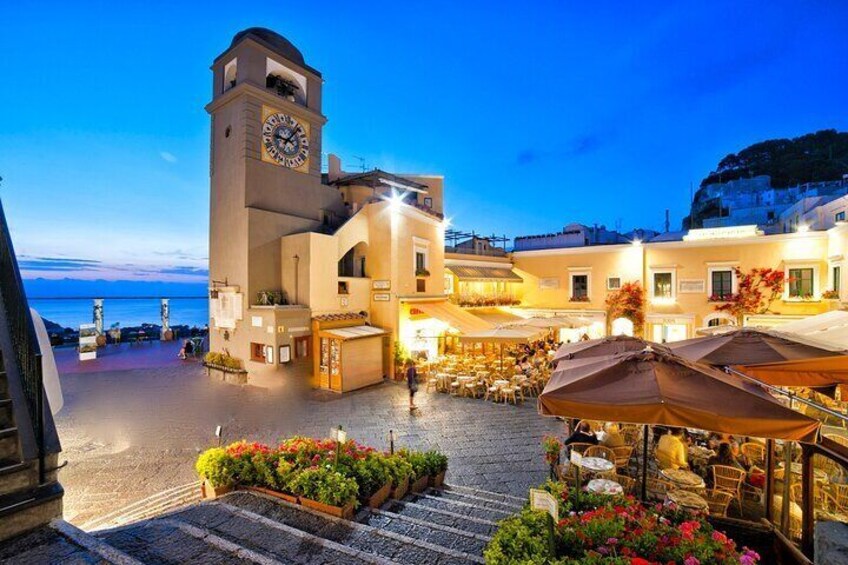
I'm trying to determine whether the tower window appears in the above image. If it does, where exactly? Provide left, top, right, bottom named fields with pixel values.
left=223, top=58, right=237, bottom=93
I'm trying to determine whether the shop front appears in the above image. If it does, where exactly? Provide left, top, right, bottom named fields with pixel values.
left=312, top=313, right=387, bottom=392
left=398, top=299, right=492, bottom=362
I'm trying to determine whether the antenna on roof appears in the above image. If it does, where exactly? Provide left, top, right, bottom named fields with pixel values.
left=352, top=156, right=368, bottom=172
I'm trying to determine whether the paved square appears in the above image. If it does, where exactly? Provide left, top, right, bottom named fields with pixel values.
left=54, top=362, right=561, bottom=525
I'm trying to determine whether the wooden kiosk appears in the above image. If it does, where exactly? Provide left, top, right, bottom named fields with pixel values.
left=312, top=313, right=387, bottom=392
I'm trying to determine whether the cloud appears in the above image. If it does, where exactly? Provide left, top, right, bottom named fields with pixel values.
left=516, top=133, right=606, bottom=166
left=18, top=256, right=102, bottom=271
left=18, top=254, right=208, bottom=283
left=159, top=151, right=178, bottom=163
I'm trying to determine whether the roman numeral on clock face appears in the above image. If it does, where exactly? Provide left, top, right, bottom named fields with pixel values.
left=262, top=111, right=308, bottom=168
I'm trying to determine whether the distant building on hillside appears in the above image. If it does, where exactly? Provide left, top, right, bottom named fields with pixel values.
left=777, top=193, right=848, bottom=233
left=685, top=175, right=848, bottom=229
left=513, top=223, right=659, bottom=251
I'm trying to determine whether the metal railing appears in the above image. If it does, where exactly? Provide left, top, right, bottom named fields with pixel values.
left=0, top=198, right=45, bottom=484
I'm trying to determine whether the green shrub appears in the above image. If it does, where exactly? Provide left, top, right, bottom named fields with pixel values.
left=422, top=450, right=448, bottom=476
left=483, top=509, right=555, bottom=565
left=384, top=454, right=414, bottom=486
left=289, top=467, right=359, bottom=507
left=352, top=453, right=392, bottom=497
left=205, top=351, right=223, bottom=366
left=398, top=449, right=429, bottom=479
left=195, top=448, right=236, bottom=487
left=204, top=351, right=243, bottom=370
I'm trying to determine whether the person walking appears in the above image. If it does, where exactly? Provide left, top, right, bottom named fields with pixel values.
left=405, top=359, right=418, bottom=411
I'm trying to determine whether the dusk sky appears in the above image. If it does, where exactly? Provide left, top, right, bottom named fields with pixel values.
left=2, top=1, right=847, bottom=286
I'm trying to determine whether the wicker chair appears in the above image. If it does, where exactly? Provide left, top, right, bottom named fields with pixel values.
left=704, top=489, right=734, bottom=517
left=614, top=474, right=636, bottom=495
left=612, top=445, right=634, bottom=472
left=645, top=477, right=675, bottom=502
left=568, top=442, right=595, bottom=456
left=584, top=445, right=616, bottom=463
left=740, top=442, right=766, bottom=466
left=711, top=465, right=746, bottom=515
left=825, top=434, right=848, bottom=448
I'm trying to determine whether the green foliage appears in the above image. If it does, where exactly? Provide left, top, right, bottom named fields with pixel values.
left=484, top=509, right=555, bottom=565
left=383, top=454, right=414, bottom=485
left=422, top=450, right=449, bottom=476
left=398, top=449, right=429, bottom=479
left=352, top=453, right=392, bottom=497
left=195, top=448, right=236, bottom=487
left=205, top=351, right=243, bottom=370
left=700, top=129, right=848, bottom=188
left=289, top=467, right=359, bottom=507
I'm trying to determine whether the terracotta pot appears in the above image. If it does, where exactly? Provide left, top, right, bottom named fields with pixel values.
left=391, top=476, right=410, bottom=500
left=411, top=475, right=430, bottom=494
left=96, top=335, right=107, bottom=347
left=242, top=486, right=298, bottom=504
left=365, top=481, right=392, bottom=509
left=430, top=470, right=446, bottom=489
left=163, top=330, right=174, bottom=341
left=201, top=479, right=233, bottom=500
left=299, top=496, right=355, bottom=520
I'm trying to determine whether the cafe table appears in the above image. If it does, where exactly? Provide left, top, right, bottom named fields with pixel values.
left=661, top=468, right=706, bottom=490
left=779, top=462, right=829, bottom=482
left=577, top=456, right=615, bottom=475
left=587, top=478, right=623, bottom=495
left=667, top=489, right=709, bottom=512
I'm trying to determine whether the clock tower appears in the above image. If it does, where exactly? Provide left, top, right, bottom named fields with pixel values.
left=206, top=28, right=347, bottom=362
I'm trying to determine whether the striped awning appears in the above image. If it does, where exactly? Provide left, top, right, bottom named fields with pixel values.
left=447, top=265, right=523, bottom=282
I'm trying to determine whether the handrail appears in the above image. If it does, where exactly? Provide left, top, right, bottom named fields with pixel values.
left=724, top=366, right=848, bottom=427
left=0, top=197, right=45, bottom=484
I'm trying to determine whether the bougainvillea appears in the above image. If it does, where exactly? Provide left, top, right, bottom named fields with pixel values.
left=542, top=435, right=563, bottom=465
left=606, top=282, right=646, bottom=335
left=714, top=267, right=785, bottom=324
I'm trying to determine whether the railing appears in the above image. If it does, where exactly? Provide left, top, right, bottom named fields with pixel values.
left=0, top=198, right=45, bottom=484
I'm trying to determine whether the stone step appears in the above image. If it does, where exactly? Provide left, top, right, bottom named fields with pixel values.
left=0, top=429, right=19, bottom=462
left=402, top=492, right=513, bottom=522
left=99, top=518, right=264, bottom=564
left=83, top=481, right=202, bottom=531
left=0, top=399, right=13, bottom=429
left=216, top=490, right=483, bottom=564
left=381, top=499, right=498, bottom=537
left=424, top=487, right=524, bottom=512
left=0, top=459, right=30, bottom=494
left=360, top=507, right=490, bottom=556
left=442, top=483, right=527, bottom=506
left=172, top=501, right=396, bottom=565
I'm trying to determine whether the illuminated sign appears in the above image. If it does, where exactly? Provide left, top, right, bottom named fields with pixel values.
left=683, top=225, right=762, bottom=241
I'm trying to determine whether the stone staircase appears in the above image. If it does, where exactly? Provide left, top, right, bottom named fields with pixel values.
left=78, top=483, right=524, bottom=564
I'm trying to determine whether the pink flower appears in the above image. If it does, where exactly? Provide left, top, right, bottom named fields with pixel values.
left=684, top=557, right=700, bottom=565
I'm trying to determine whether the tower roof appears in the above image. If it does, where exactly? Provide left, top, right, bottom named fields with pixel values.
left=227, top=27, right=320, bottom=76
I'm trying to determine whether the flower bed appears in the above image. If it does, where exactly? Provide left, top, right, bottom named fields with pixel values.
left=484, top=481, right=760, bottom=565
left=195, top=437, right=447, bottom=518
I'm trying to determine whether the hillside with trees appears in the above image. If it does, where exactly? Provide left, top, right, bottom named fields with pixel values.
left=700, top=129, right=848, bottom=188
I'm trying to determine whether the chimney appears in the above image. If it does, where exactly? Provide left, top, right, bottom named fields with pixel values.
left=664, top=209, right=670, bottom=233
left=328, top=154, right=342, bottom=182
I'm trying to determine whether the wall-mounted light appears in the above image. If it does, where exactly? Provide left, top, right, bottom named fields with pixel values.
left=796, top=223, right=810, bottom=233
left=209, top=277, right=229, bottom=299
left=631, top=239, right=642, bottom=247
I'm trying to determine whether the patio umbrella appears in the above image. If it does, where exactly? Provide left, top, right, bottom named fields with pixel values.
left=735, top=356, right=848, bottom=388
left=460, top=326, right=546, bottom=370
left=552, top=335, right=664, bottom=364
left=667, top=327, right=846, bottom=367
left=539, top=346, right=822, bottom=500
left=511, top=315, right=595, bottom=330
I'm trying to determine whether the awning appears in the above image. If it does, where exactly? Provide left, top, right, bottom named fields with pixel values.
left=460, top=326, right=546, bottom=344
left=468, top=307, right=525, bottom=326
left=736, top=356, right=848, bottom=388
left=322, top=325, right=387, bottom=340
left=772, top=310, right=848, bottom=350
left=446, top=265, right=523, bottom=282
left=409, top=300, right=493, bottom=334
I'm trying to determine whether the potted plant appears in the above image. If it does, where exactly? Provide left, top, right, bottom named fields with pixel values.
left=823, top=289, right=840, bottom=300
left=204, top=351, right=248, bottom=384
left=424, top=451, right=449, bottom=488
left=400, top=450, right=430, bottom=493
left=353, top=453, right=393, bottom=508
left=225, top=441, right=300, bottom=504
left=385, top=454, right=414, bottom=499
left=415, top=268, right=431, bottom=277
left=289, top=467, right=359, bottom=519
left=195, top=447, right=236, bottom=499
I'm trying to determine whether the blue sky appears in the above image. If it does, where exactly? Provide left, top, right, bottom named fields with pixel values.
left=1, top=1, right=847, bottom=286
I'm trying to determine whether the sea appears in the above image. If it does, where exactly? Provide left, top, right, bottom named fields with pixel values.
left=30, top=297, right=209, bottom=330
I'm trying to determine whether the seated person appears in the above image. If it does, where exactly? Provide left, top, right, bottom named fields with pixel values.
left=601, top=423, right=625, bottom=448
left=709, top=433, right=741, bottom=458
left=656, top=428, right=688, bottom=470
left=707, top=443, right=752, bottom=488
left=565, top=420, right=599, bottom=447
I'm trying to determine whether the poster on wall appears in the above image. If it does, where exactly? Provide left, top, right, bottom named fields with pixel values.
left=373, top=293, right=391, bottom=302
left=372, top=280, right=390, bottom=290
left=79, top=323, right=98, bottom=361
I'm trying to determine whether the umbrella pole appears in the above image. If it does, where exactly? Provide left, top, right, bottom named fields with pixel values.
left=500, top=343, right=504, bottom=372
left=641, top=424, right=649, bottom=501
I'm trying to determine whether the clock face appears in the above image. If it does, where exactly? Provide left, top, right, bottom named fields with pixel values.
left=261, top=112, right=309, bottom=169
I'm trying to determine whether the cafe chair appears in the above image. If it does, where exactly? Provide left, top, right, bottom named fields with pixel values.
left=704, top=489, right=734, bottom=517
left=711, top=465, right=746, bottom=515
left=584, top=445, right=616, bottom=463
left=614, top=474, right=636, bottom=495
left=740, top=442, right=766, bottom=466
left=645, top=477, right=674, bottom=502
left=568, top=442, right=594, bottom=456
left=612, top=446, right=635, bottom=472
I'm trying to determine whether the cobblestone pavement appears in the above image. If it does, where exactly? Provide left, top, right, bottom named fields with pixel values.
left=55, top=363, right=561, bottom=526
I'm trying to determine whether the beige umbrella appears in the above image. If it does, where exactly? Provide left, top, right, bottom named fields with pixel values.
left=460, top=326, right=546, bottom=370
left=511, top=315, right=594, bottom=330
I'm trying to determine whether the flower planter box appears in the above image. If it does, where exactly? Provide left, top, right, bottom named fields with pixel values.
left=391, top=475, right=410, bottom=500
left=200, top=479, right=233, bottom=500
left=364, top=481, right=392, bottom=509
left=242, top=485, right=298, bottom=504
left=411, top=474, right=430, bottom=494
left=299, top=496, right=355, bottom=520
left=205, top=363, right=249, bottom=385
left=429, top=470, right=446, bottom=489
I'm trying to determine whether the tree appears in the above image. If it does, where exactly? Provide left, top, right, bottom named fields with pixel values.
left=714, top=267, right=785, bottom=324
left=606, top=282, right=646, bottom=336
